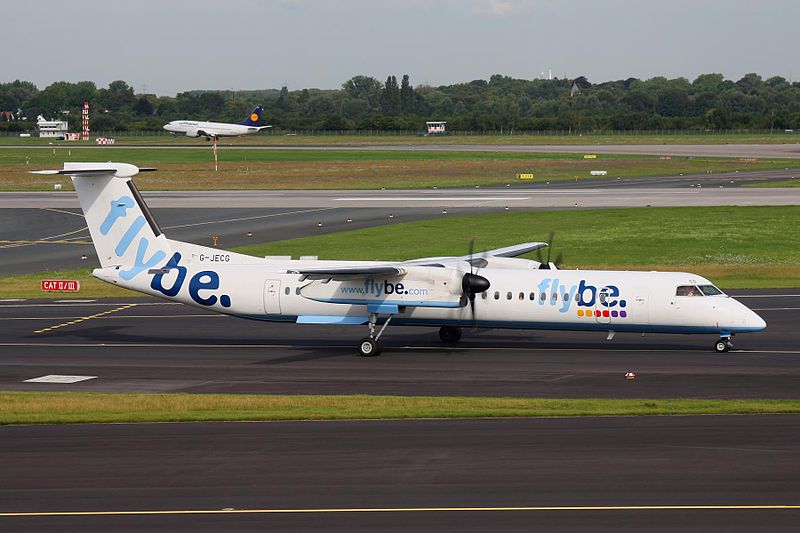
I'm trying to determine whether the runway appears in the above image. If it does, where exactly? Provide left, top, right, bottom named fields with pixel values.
left=4, top=181, right=800, bottom=209
left=1, top=290, right=797, bottom=398
left=1, top=416, right=798, bottom=531
left=5, top=141, right=800, bottom=158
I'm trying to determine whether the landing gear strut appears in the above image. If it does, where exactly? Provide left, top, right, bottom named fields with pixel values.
left=358, top=313, right=392, bottom=357
left=714, top=336, right=733, bottom=353
left=439, top=326, right=462, bottom=343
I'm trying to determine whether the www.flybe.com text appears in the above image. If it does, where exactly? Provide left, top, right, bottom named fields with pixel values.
left=340, top=279, right=428, bottom=297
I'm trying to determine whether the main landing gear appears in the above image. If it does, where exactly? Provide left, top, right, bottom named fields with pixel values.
left=439, top=326, right=462, bottom=343
left=714, top=335, right=734, bottom=353
left=358, top=313, right=393, bottom=357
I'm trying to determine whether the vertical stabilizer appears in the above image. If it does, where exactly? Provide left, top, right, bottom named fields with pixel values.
left=35, top=163, right=171, bottom=281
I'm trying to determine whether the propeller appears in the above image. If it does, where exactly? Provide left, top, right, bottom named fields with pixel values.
left=462, top=238, right=491, bottom=326
left=536, top=231, right=564, bottom=270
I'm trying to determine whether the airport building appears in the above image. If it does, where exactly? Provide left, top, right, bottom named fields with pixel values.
left=36, top=115, right=69, bottom=138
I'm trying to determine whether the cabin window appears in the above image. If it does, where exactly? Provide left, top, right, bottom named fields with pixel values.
left=481, top=292, right=487, bottom=300
left=506, top=292, right=513, bottom=300
left=575, top=293, right=580, bottom=302
left=540, top=292, right=546, bottom=302
left=599, top=293, right=607, bottom=304
left=551, top=292, right=557, bottom=301
left=562, top=293, right=568, bottom=301
left=518, top=292, right=525, bottom=300
left=295, top=287, right=301, bottom=295
left=676, top=285, right=703, bottom=297
left=698, top=284, right=724, bottom=296
left=529, top=292, right=536, bottom=301
left=494, top=291, right=500, bottom=300
left=285, top=287, right=291, bottom=295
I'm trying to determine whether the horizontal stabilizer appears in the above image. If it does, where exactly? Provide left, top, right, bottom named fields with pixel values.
left=30, top=163, right=156, bottom=178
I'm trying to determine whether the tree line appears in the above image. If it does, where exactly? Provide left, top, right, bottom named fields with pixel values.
left=2, top=72, right=800, bottom=133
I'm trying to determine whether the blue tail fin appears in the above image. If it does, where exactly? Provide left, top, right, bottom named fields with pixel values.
left=239, top=105, right=263, bottom=126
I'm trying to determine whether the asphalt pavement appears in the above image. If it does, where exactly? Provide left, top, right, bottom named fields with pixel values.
left=1, top=415, right=798, bottom=531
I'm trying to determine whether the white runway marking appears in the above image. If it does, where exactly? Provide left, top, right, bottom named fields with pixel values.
left=24, top=375, right=97, bottom=384
left=335, top=197, right=530, bottom=201
left=54, top=299, right=96, bottom=303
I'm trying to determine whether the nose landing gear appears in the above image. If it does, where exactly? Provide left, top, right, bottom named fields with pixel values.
left=714, top=336, right=734, bottom=353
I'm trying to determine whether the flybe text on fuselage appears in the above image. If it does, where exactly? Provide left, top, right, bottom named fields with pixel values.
left=536, top=277, right=628, bottom=316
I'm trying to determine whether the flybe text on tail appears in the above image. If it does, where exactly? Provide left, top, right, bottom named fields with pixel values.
left=101, top=194, right=166, bottom=280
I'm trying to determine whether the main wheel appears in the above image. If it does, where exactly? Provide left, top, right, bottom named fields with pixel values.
left=358, top=337, right=382, bottom=357
left=714, top=340, right=731, bottom=353
left=439, top=326, right=462, bottom=343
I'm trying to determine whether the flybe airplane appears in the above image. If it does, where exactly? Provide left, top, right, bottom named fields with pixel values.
left=163, top=105, right=271, bottom=140
left=34, top=163, right=766, bottom=356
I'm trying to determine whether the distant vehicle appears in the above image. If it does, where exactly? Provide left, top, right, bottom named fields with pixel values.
left=33, top=162, right=767, bottom=356
left=163, top=106, right=271, bottom=140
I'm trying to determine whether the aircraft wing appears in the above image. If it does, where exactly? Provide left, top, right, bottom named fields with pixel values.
left=404, top=242, right=548, bottom=267
left=288, top=265, right=406, bottom=281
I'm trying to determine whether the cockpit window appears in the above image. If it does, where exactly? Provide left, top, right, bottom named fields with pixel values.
left=676, top=285, right=703, bottom=297
left=698, top=284, right=724, bottom=296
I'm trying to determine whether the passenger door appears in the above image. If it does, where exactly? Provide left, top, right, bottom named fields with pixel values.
left=263, top=279, right=282, bottom=314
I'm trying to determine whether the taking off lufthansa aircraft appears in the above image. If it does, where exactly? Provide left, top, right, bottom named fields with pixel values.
left=34, top=163, right=766, bottom=356
left=163, top=105, right=271, bottom=140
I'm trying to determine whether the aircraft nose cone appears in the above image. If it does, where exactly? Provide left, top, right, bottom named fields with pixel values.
left=748, top=311, right=767, bottom=331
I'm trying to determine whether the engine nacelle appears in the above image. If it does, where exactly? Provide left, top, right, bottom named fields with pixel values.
left=300, top=267, right=465, bottom=308
left=185, top=129, right=200, bottom=137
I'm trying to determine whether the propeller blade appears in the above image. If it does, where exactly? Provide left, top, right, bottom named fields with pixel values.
left=468, top=237, right=475, bottom=274
left=545, top=231, right=554, bottom=265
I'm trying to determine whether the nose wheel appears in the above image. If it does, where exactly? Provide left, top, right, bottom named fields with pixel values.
left=714, top=338, right=733, bottom=353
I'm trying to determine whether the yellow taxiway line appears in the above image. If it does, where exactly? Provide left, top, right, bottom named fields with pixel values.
left=1, top=504, right=799, bottom=518
left=33, top=304, right=138, bottom=334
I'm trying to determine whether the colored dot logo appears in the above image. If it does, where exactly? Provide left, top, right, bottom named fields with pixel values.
left=576, top=309, right=627, bottom=318
left=250, top=113, right=259, bottom=121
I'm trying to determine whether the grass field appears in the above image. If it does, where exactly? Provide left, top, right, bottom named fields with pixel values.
left=3, top=131, right=800, bottom=146
left=0, top=147, right=795, bottom=190
left=2, top=206, right=797, bottom=298
left=2, top=391, right=800, bottom=425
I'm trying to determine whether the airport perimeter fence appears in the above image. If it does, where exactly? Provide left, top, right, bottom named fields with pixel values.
left=2, top=128, right=800, bottom=138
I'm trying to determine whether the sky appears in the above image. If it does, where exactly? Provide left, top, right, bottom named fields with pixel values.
left=4, top=0, right=799, bottom=95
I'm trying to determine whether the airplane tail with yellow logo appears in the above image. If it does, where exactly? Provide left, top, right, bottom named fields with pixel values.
left=239, top=105, right=264, bottom=126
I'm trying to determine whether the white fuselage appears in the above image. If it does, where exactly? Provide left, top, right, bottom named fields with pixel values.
left=95, top=242, right=766, bottom=337
left=163, top=120, right=261, bottom=138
